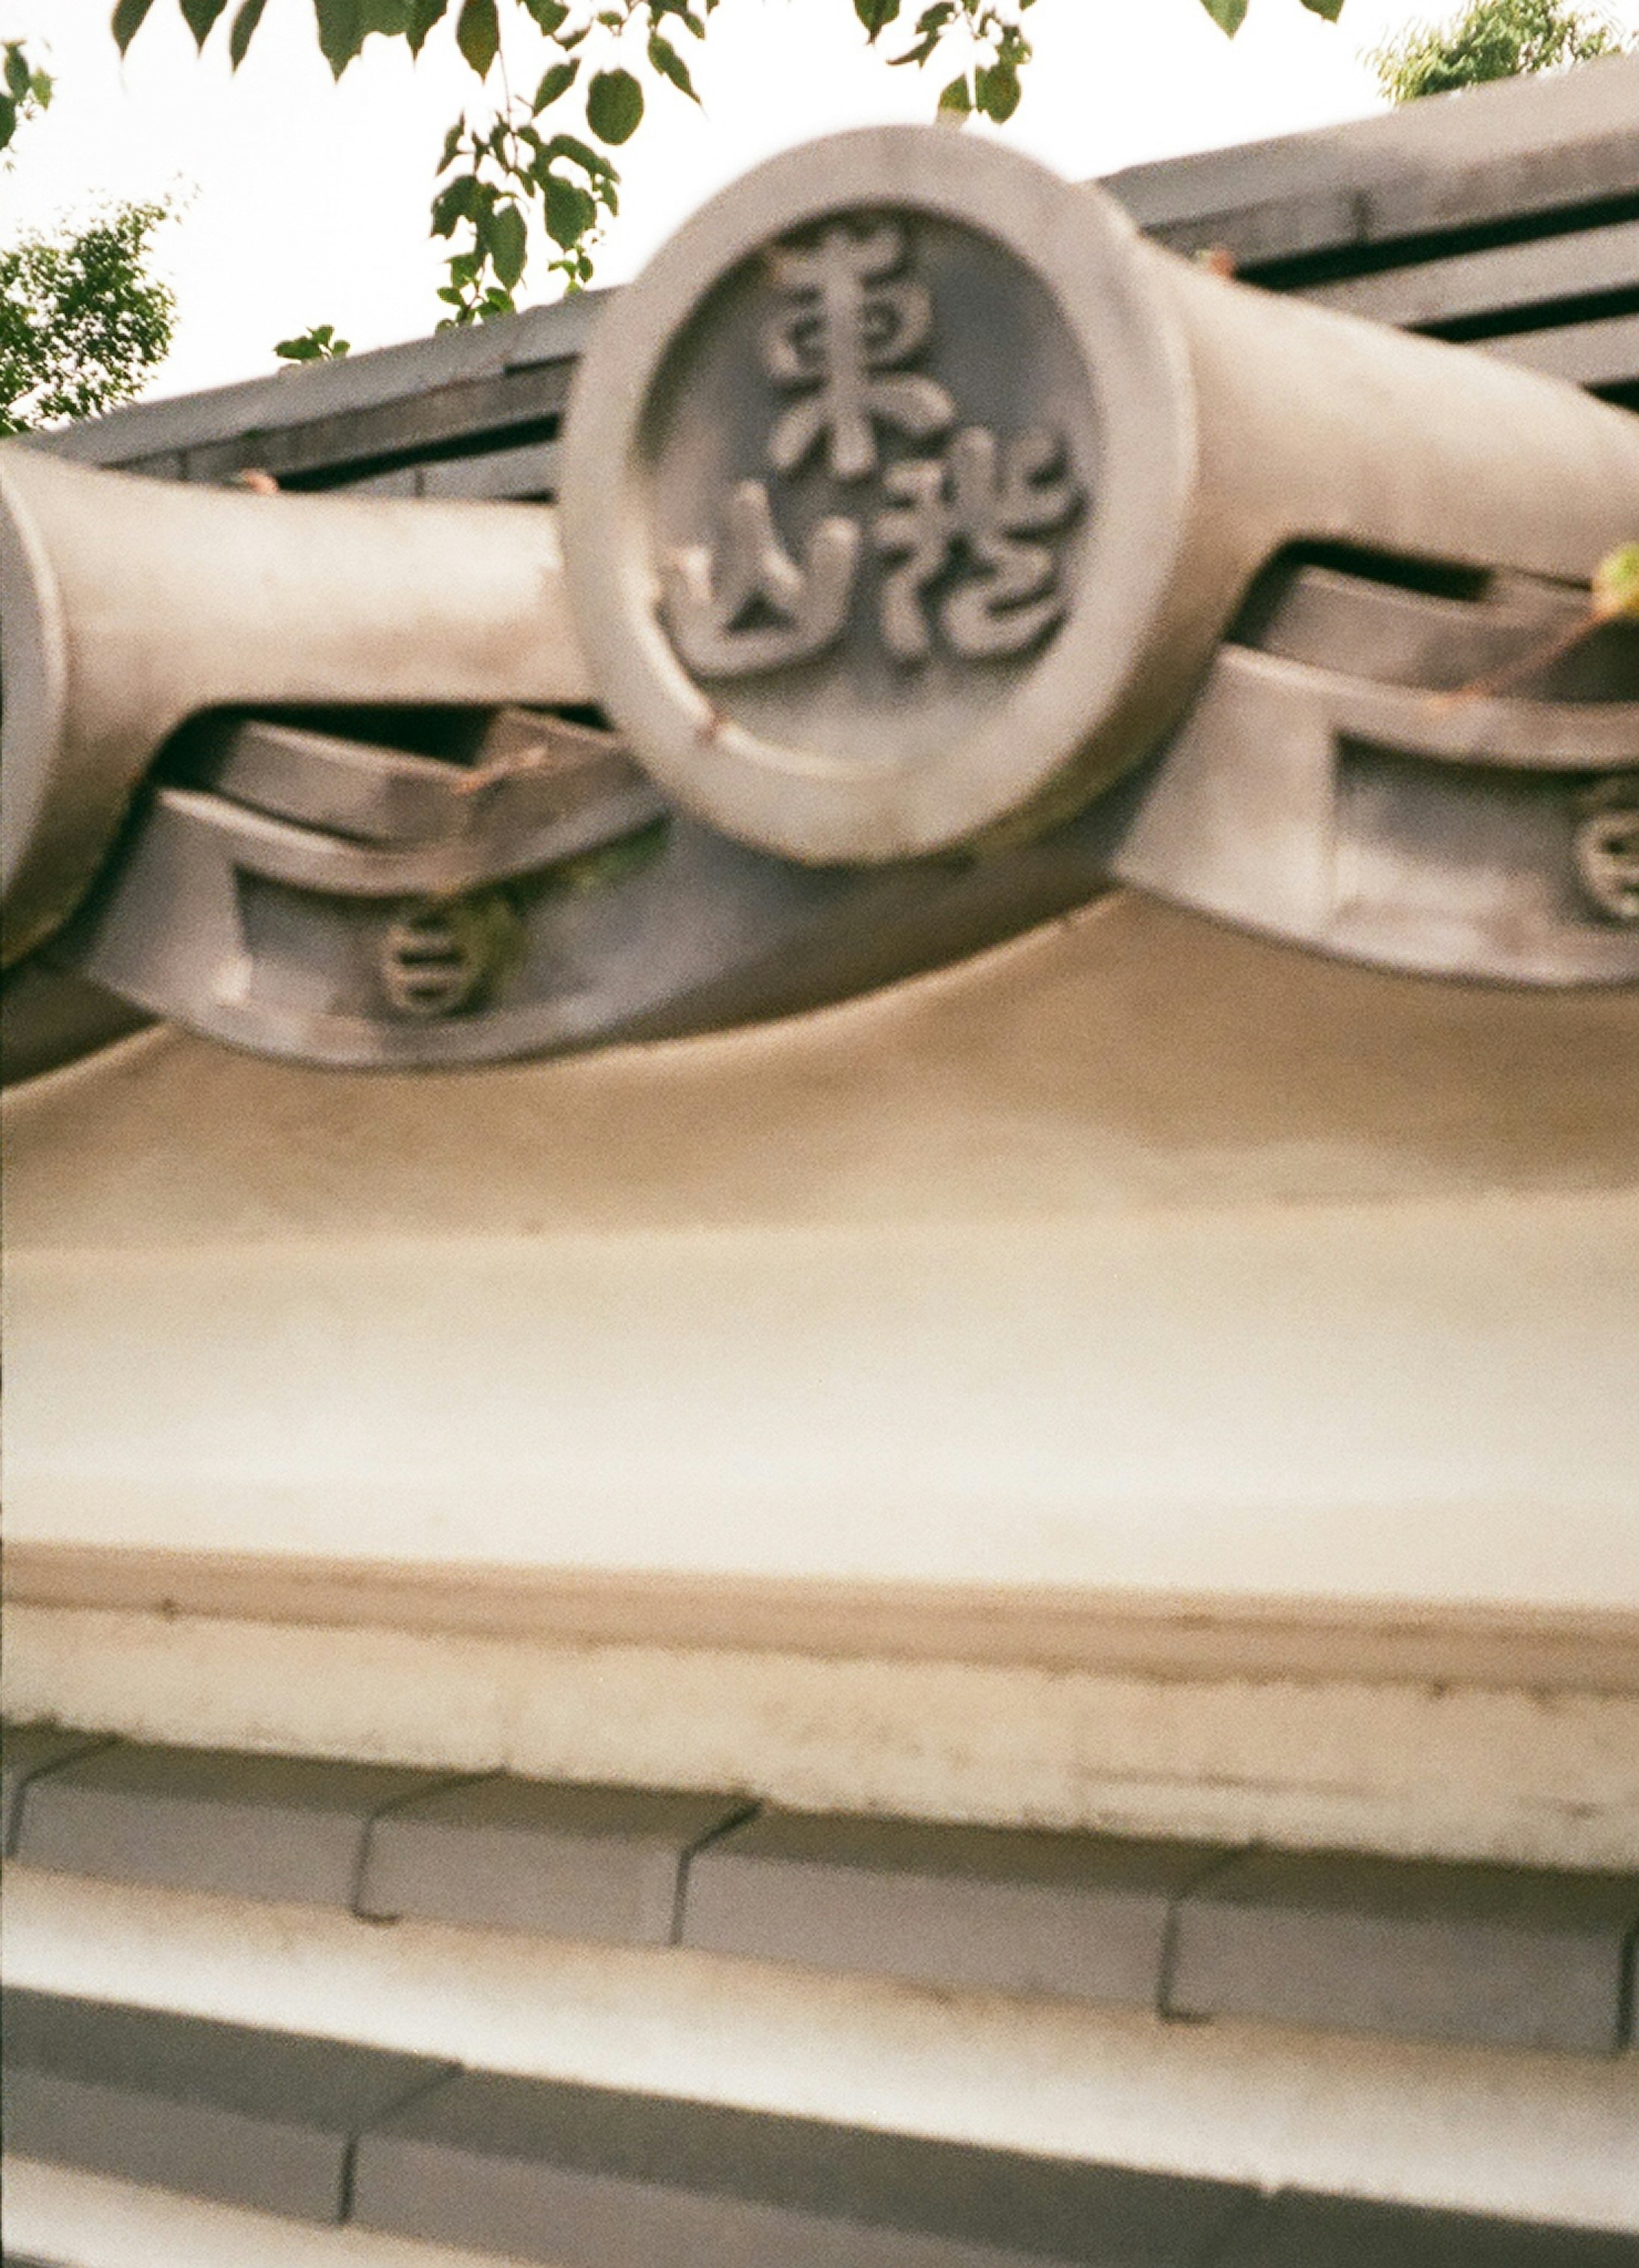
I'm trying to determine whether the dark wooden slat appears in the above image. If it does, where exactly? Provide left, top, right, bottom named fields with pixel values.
left=1301, top=217, right=1639, bottom=327
left=1, top=1990, right=453, bottom=2226
left=14, top=1740, right=455, bottom=1907
left=169, top=359, right=575, bottom=489
left=682, top=1807, right=1231, bottom=2009
left=355, top=2069, right=1251, bottom=2267
left=1217, top=2190, right=1639, bottom=2267
left=358, top=1777, right=748, bottom=1942
left=1104, top=53, right=1639, bottom=268
left=1472, top=310, right=1639, bottom=388
left=417, top=435, right=563, bottom=501
left=32, top=291, right=606, bottom=471
left=1168, top=1848, right=1639, bottom=2055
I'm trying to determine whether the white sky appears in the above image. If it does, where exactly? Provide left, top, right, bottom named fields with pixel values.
left=4, top=0, right=1637, bottom=402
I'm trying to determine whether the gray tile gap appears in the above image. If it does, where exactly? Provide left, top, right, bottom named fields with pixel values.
left=1619, top=1906, right=1639, bottom=2054
left=671, top=1799, right=762, bottom=1948
left=339, top=2061, right=464, bottom=2227
left=1193, top=2182, right=1277, bottom=2268
left=1157, top=1845, right=1254, bottom=2023
left=348, top=1771, right=504, bottom=1921
left=3, top=1733, right=123, bottom=1860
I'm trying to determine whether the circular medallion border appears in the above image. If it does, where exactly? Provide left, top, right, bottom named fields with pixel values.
left=561, top=127, right=1196, bottom=865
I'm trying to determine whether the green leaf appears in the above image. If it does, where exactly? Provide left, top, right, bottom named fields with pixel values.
left=180, top=0, right=230, bottom=36
left=431, top=172, right=481, bottom=234
left=1298, top=0, right=1343, bottom=15
left=936, top=70, right=970, bottom=114
left=1593, top=542, right=1639, bottom=622
left=487, top=200, right=528, bottom=286
left=543, top=129, right=613, bottom=177
left=854, top=0, right=900, bottom=38
left=111, top=0, right=158, bottom=55
left=586, top=66, right=643, bottom=143
left=4, top=44, right=30, bottom=98
left=1196, top=0, right=1249, bottom=31
left=405, top=0, right=449, bottom=52
left=542, top=171, right=597, bottom=245
left=455, top=0, right=499, bottom=73
left=974, top=58, right=1019, bottom=118
left=362, top=0, right=410, bottom=29
left=647, top=30, right=698, bottom=99
left=437, top=120, right=464, bottom=170
left=229, top=0, right=270, bottom=64
left=533, top=57, right=579, bottom=109
left=522, top=0, right=569, bottom=25
left=313, top=0, right=367, bottom=74
left=0, top=96, right=15, bottom=154
left=275, top=322, right=348, bottom=361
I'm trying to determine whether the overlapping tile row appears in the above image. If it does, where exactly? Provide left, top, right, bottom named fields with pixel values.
left=1106, top=54, right=1639, bottom=410
left=6, top=1722, right=1637, bottom=2059
left=34, top=290, right=600, bottom=497
left=32, top=55, right=1636, bottom=511
left=7, top=1988, right=1639, bottom=2266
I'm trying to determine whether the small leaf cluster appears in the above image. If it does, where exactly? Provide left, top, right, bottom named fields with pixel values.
left=1, top=200, right=177, bottom=434
left=109, top=0, right=1351, bottom=321
left=430, top=0, right=717, bottom=318
left=1197, top=0, right=1341, bottom=33
left=1365, top=0, right=1627, bottom=100
left=114, top=0, right=718, bottom=318
left=431, top=87, right=624, bottom=320
left=860, top=0, right=1035, bottom=124
left=1, top=39, right=55, bottom=155
left=274, top=321, right=352, bottom=359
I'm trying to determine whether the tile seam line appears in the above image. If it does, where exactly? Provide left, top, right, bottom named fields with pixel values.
left=671, top=1798, right=763, bottom=1948
left=2, top=1735, right=122, bottom=1861
left=8, top=2006, right=1639, bottom=2242
left=1619, top=1905, right=1639, bottom=2053
left=338, top=2060, right=464, bottom=2230
left=1158, top=1845, right=1257, bottom=2024
left=350, top=1770, right=505, bottom=1922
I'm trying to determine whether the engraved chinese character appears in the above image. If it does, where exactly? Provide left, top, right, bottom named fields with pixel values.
left=873, top=426, right=1081, bottom=663
left=1574, top=779, right=1639, bottom=922
left=761, top=222, right=957, bottom=484
left=663, top=479, right=860, bottom=679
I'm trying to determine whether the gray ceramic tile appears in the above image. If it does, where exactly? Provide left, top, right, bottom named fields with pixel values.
left=1, top=1723, right=116, bottom=1857
left=682, top=1809, right=1228, bottom=2007
left=1, top=1989, right=452, bottom=2224
left=13, top=1740, right=452, bottom=1907
left=353, top=2067, right=1251, bottom=2267
left=1217, top=2189, right=1639, bottom=2266
left=358, top=1777, right=750, bottom=1943
left=1168, top=1850, right=1639, bottom=2054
